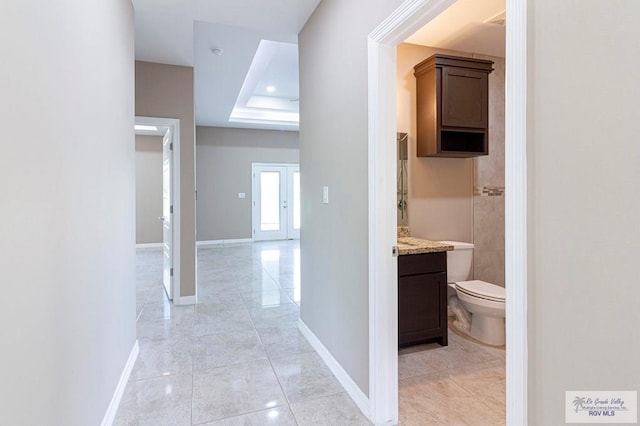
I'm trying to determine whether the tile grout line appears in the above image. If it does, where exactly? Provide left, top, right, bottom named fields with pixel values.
left=250, top=263, right=300, bottom=426
left=124, top=243, right=311, bottom=425
left=190, top=404, right=294, bottom=426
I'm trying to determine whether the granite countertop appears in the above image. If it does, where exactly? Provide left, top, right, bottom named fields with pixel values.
left=397, top=237, right=453, bottom=255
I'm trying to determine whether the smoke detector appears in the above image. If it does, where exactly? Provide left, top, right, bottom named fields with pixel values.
left=484, top=10, right=506, bottom=26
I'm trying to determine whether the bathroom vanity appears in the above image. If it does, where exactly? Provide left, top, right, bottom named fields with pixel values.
left=397, top=238, right=452, bottom=347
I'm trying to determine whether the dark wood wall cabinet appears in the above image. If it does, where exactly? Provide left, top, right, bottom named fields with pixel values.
left=414, top=54, right=494, bottom=158
left=398, top=252, right=448, bottom=347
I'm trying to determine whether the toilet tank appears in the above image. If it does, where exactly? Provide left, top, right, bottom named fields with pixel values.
left=439, top=241, right=474, bottom=283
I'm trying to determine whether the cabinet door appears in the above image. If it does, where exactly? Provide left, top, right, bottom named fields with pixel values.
left=441, top=67, right=488, bottom=129
left=398, top=272, right=446, bottom=344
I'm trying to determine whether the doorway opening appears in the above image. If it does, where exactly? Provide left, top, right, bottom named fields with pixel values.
left=252, top=163, right=301, bottom=241
left=366, top=0, right=527, bottom=424
left=134, top=116, right=181, bottom=302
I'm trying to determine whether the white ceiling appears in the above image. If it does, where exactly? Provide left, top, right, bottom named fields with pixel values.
left=132, top=0, right=320, bottom=130
left=405, top=0, right=506, bottom=58
left=228, top=40, right=300, bottom=130
left=132, top=0, right=505, bottom=131
left=194, top=23, right=300, bottom=130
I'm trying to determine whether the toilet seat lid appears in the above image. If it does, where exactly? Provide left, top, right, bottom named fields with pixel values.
left=455, top=280, right=505, bottom=302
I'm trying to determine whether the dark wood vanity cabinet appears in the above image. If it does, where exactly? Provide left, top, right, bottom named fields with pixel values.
left=414, top=54, right=494, bottom=158
left=398, top=252, right=448, bottom=347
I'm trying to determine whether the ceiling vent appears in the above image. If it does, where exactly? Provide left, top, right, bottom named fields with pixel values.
left=483, top=10, right=506, bottom=26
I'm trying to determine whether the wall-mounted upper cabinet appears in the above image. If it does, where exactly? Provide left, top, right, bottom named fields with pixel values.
left=414, top=54, right=494, bottom=158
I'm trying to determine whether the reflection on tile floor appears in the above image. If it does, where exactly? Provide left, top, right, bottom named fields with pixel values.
left=399, top=324, right=506, bottom=425
left=116, top=241, right=369, bottom=425
left=120, top=241, right=504, bottom=425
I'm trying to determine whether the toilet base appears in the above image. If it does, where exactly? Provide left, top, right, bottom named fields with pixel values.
left=469, top=315, right=505, bottom=346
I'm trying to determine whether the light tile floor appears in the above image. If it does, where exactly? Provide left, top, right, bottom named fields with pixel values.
left=116, top=241, right=370, bottom=425
left=398, top=323, right=506, bottom=425
left=118, top=241, right=505, bottom=425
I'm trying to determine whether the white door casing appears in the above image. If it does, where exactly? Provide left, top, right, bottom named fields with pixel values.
left=286, top=166, right=301, bottom=240
left=161, top=128, right=173, bottom=300
left=135, top=116, right=183, bottom=303
left=367, top=0, right=528, bottom=424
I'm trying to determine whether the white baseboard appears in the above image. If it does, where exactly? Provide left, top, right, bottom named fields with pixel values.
left=196, top=238, right=253, bottom=247
left=101, top=340, right=139, bottom=426
left=135, top=243, right=163, bottom=249
left=174, top=294, right=197, bottom=306
left=298, top=319, right=371, bottom=419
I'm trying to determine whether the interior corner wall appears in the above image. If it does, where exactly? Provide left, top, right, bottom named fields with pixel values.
left=196, top=126, right=299, bottom=241
left=135, top=135, right=163, bottom=244
left=529, top=0, right=640, bottom=422
left=299, top=0, right=405, bottom=398
left=135, top=61, right=196, bottom=297
left=0, top=0, right=136, bottom=424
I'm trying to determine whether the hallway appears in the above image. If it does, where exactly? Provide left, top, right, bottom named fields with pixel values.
left=115, top=241, right=370, bottom=425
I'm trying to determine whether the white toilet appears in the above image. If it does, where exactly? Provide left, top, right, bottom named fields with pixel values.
left=440, top=241, right=506, bottom=346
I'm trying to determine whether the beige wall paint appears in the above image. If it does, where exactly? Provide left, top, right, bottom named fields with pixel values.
left=196, top=126, right=299, bottom=241
left=397, top=43, right=474, bottom=243
left=0, top=0, right=136, bottom=423
left=135, top=61, right=196, bottom=298
left=299, top=0, right=405, bottom=397
left=398, top=44, right=506, bottom=286
left=135, top=135, right=163, bottom=244
left=529, top=0, right=640, bottom=422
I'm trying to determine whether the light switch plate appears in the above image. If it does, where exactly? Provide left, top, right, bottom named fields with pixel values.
left=238, top=192, right=246, bottom=199
left=322, top=186, right=329, bottom=204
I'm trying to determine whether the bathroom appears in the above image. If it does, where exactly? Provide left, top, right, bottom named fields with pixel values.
left=395, top=1, right=507, bottom=423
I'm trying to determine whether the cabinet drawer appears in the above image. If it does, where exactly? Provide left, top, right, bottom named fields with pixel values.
left=398, top=252, right=446, bottom=277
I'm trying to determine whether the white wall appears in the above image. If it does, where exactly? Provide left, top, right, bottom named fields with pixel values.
left=529, top=0, right=640, bottom=422
left=196, top=126, right=299, bottom=241
left=299, top=0, right=404, bottom=397
left=0, top=1, right=136, bottom=424
left=135, top=135, right=163, bottom=244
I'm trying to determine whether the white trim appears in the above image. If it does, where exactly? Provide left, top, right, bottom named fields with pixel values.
left=101, top=340, right=139, bottom=426
left=251, top=162, right=298, bottom=168
left=369, top=0, right=457, bottom=44
left=366, top=36, right=400, bottom=426
left=298, top=320, right=370, bottom=418
left=173, top=294, right=197, bottom=306
left=367, top=0, right=528, bottom=424
left=135, top=116, right=182, bottom=303
left=196, top=239, right=253, bottom=247
left=135, top=242, right=163, bottom=249
left=505, top=0, right=528, bottom=423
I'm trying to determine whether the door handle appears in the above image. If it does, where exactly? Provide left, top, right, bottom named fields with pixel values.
left=158, top=216, right=165, bottom=221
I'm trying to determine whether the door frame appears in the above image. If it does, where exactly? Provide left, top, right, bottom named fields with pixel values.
left=367, top=0, right=528, bottom=424
left=135, top=116, right=182, bottom=302
left=285, top=165, right=301, bottom=240
left=251, top=162, right=300, bottom=241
